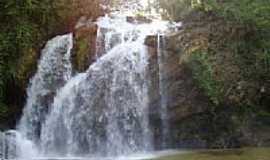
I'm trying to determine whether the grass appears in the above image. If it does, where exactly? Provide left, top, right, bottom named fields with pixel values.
left=153, top=148, right=270, bottom=160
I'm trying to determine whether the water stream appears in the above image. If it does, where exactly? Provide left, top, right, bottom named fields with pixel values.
left=157, top=34, right=170, bottom=149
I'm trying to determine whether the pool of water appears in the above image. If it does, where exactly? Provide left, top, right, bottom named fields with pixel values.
left=153, top=148, right=270, bottom=160
left=4, top=148, right=269, bottom=160
left=1, top=150, right=182, bottom=160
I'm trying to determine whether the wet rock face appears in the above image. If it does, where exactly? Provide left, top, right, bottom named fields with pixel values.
left=146, top=34, right=243, bottom=149
left=73, top=22, right=98, bottom=72
left=145, top=34, right=182, bottom=53
left=145, top=33, right=270, bottom=149
left=145, top=26, right=270, bottom=149
left=145, top=35, right=158, bottom=48
left=145, top=34, right=210, bottom=149
left=126, top=16, right=152, bottom=24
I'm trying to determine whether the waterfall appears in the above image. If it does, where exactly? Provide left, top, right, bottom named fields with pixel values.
left=95, top=27, right=102, bottom=59
left=41, top=42, right=151, bottom=156
left=0, top=11, right=176, bottom=159
left=0, top=34, right=73, bottom=160
left=157, top=34, right=170, bottom=149
left=39, top=14, right=167, bottom=157
left=18, top=34, right=73, bottom=143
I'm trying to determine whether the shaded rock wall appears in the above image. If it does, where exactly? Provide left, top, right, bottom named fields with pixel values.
left=145, top=10, right=270, bottom=149
left=73, top=23, right=98, bottom=72
left=145, top=35, right=211, bottom=149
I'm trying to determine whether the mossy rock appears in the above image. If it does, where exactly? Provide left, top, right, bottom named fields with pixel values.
left=73, top=24, right=98, bottom=72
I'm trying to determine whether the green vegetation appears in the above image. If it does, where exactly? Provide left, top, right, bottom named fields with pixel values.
left=190, top=52, right=222, bottom=105
left=153, top=148, right=270, bottom=160
left=0, top=0, right=46, bottom=120
left=156, top=0, right=192, bottom=21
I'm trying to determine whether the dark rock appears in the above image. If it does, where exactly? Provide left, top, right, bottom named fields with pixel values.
left=73, top=22, right=98, bottom=72
left=144, top=35, right=158, bottom=48
left=145, top=27, right=270, bottom=149
left=126, top=16, right=152, bottom=24
left=146, top=34, right=210, bottom=149
left=144, top=34, right=183, bottom=53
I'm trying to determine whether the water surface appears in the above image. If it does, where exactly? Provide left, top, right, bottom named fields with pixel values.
left=153, top=148, right=270, bottom=160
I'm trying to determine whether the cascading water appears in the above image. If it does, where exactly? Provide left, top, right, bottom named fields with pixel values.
left=0, top=130, right=38, bottom=159
left=18, top=34, right=73, bottom=143
left=41, top=42, right=151, bottom=156
left=157, top=34, right=170, bottom=148
left=0, top=34, right=73, bottom=160
left=40, top=14, right=170, bottom=157
left=0, top=9, right=176, bottom=159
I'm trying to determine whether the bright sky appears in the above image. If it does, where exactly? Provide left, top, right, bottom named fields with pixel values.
left=140, top=0, right=156, bottom=9
left=140, top=0, right=148, bottom=7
